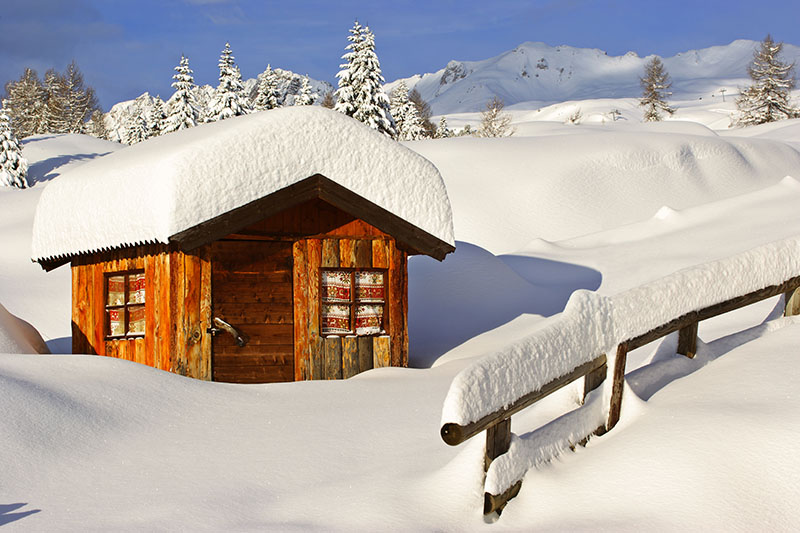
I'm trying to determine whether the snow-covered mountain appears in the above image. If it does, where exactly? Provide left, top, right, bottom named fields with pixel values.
left=387, top=40, right=800, bottom=114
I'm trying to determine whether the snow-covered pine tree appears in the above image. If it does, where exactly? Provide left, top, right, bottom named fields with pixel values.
left=163, top=55, right=200, bottom=134
left=40, top=61, right=100, bottom=134
left=253, top=65, right=280, bottom=111
left=334, top=21, right=396, bottom=138
left=86, top=110, right=109, bottom=140
left=3, top=68, right=47, bottom=138
left=639, top=57, right=675, bottom=122
left=206, top=43, right=251, bottom=122
left=735, top=35, right=799, bottom=126
left=435, top=116, right=452, bottom=138
left=148, top=97, right=166, bottom=138
left=390, top=81, right=426, bottom=140
left=294, top=76, right=315, bottom=106
left=62, top=61, right=100, bottom=133
left=334, top=21, right=363, bottom=118
left=123, top=112, right=149, bottom=145
left=42, top=69, right=67, bottom=133
left=0, top=101, right=29, bottom=189
left=477, top=96, right=514, bottom=137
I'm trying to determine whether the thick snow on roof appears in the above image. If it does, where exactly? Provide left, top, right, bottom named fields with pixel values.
left=31, top=107, right=454, bottom=262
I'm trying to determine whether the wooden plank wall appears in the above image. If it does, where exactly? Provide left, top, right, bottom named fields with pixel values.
left=211, top=240, right=294, bottom=383
left=293, top=236, right=407, bottom=380
left=71, top=244, right=211, bottom=379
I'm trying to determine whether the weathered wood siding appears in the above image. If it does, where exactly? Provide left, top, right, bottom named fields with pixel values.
left=293, top=236, right=408, bottom=380
left=70, top=198, right=412, bottom=384
left=210, top=240, right=294, bottom=383
left=71, top=244, right=212, bottom=379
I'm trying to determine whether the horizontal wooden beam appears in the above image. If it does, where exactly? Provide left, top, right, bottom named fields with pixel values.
left=626, top=275, right=800, bottom=351
left=484, top=480, right=522, bottom=515
left=440, top=354, right=607, bottom=446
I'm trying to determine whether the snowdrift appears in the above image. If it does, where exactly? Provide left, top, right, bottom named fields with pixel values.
left=0, top=303, right=49, bottom=354
left=409, top=125, right=800, bottom=253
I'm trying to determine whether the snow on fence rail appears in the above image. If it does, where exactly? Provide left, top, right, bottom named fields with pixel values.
left=440, top=236, right=800, bottom=517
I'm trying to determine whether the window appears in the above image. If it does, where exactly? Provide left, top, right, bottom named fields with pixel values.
left=105, top=270, right=145, bottom=338
left=321, top=269, right=387, bottom=336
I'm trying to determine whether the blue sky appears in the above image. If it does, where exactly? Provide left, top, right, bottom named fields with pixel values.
left=2, top=0, right=799, bottom=110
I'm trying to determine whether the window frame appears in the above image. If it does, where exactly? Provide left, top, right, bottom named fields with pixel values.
left=319, top=267, right=389, bottom=337
left=104, top=269, right=146, bottom=340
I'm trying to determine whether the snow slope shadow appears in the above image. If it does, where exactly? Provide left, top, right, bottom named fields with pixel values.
left=408, top=241, right=602, bottom=368
left=27, top=152, right=112, bottom=184
left=0, top=503, right=41, bottom=526
left=626, top=300, right=791, bottom=402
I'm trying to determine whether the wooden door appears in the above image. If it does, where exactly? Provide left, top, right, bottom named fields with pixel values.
left=210, top=240, right=294, bottom=383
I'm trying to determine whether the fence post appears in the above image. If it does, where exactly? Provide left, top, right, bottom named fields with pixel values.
left=484, top=417, right=511, bottom=472
left=483, top=417, right=521, bottom=515
left=785, top=288, right=800, bottom=316
left=606, top=342, right=629, bottom=432
left=677, top=322, right=698, bottom=358
left=583, top=358, right=607, bottom=403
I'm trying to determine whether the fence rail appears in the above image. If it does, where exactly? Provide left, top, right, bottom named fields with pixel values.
left=440, top=270, right=800, bottom=517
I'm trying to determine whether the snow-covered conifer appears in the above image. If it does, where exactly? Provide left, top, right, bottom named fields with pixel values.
left=3, top=68, right=47, bottom=138
left=294, top=76, right=315, bottom=106
left=320, top=92, right=335, bottom=108
left=253, top=65, right=280, bottom=111
left=735, top=35, right=798, bottom=126
left=477, top=96, right=514, bottom=137
left=86, top=110, right=109, bottom=140
left=206, top=43, right=251, bottom=122
left=435, top=116, right=452, bottom=138
left=408, top=88, right=435, bottom=137
left=639, top=57, right=675, bottom=122
left=0, top=102, right=29, bottom=189
left=163, top=55, right=200, bottom=133
left=390, top=81, right=426, bottom=140
left=41, top=61, right=99, bottom=134
left=148, top=96, right=166, bottom=138
left=335, top=21, right=396, bottom=138
left=123, top=112, right=149, bottom=145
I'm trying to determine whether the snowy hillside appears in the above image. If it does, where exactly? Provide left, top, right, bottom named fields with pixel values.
left=387, top=39, right=800, bottom=114
left=3, top=115, right=800, bottom=529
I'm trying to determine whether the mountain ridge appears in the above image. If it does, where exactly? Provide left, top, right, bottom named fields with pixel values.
left=386, top=39, right=800, bottom=115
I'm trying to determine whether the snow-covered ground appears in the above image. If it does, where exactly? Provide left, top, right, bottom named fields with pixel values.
left=2, top=106, right=800, bottom=530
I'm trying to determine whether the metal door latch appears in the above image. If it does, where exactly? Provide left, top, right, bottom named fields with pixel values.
left=207, top=317, right=248, bottom=347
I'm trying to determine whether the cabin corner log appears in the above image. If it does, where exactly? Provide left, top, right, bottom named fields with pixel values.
left=440, top=354, right=607, bottom=447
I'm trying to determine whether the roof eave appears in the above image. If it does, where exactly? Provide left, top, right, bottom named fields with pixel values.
left=170, top=173, right=455, bottom=261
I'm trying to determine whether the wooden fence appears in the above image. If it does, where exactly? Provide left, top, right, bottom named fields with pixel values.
left=441, top=276, right=800, bottom=516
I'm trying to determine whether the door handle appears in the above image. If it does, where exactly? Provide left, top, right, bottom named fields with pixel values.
left=207, top=317, right=249, bottom=347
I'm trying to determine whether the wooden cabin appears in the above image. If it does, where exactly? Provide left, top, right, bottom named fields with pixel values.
left=32, top=108, right=455, bottom=383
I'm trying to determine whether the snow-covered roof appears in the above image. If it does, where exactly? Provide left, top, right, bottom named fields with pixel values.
left=32, top=107, right=455, bottom=265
